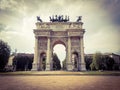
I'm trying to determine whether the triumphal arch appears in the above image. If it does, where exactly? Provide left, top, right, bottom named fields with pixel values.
left=32, top=15, right=86, bottom=71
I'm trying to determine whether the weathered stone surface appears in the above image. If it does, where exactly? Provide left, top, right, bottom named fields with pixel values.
left=32, top=21, right=86, bottom=71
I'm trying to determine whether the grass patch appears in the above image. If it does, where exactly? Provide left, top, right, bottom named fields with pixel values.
left=0, top=71, right=120, bottom=76
left=81, top=71, right=120, bottom=75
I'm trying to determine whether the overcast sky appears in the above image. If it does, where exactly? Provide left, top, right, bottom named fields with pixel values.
left=0, top=0, right=120, bottom=61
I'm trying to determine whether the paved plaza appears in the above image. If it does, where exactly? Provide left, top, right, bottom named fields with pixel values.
left=0, top=71, right=120, bottom=90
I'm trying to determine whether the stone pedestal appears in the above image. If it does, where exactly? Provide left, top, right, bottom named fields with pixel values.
left=80, top=63, right=86, bottom=71
left=46, top=63, right=51, bottom=71
left=32, top=63, right=38, bottom=71
left=66, top=63, right=73, bottom=71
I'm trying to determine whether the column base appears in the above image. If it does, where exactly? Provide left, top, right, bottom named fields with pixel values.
left=80, top=63, right=86, bottom=71
left=31, top=63, right=38, bottom=71
left=32, top=63, right=42, bottom=71
left=66, top=62, right=73, bottom=71
left=46, top=63, right=51, bottom=71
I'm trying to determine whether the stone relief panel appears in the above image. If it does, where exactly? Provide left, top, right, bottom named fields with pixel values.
left=51, top=37, right=67, bottom=48
left=35, top=31, right=50, bottom=36
left=38, top=37, right=47, bottom=50
left=71, top=37, right=80, bottom=52
left=68, top=31, right=81, bottom=36
left=36, top=22, right=83, bottom=31
left=71, top=47, right=80, bottom=52
left=71, top=37, right=80, bottom=46
left=51, top=31, right=67, bottom=37
left=69, top=23, right=82, bottom=29
left=36, top=23, right=50, bottom=29
left=53, top=24, right=64, bottom=30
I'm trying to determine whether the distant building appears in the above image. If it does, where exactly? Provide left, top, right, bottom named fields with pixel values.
left=8, top=54, right=15, bottom=66
left=6, top=54, right=15, bottom=71
left=6, top=53, right=34, bottom=71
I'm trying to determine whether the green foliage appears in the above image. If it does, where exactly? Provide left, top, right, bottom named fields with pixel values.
left=90, top=52, right=102, bottom=70
left=90, top=52, right=116, bottom=71
left=90, top=63, right=95, bottom=70
left=105, top=56, right=114, bottom=70
left=85, top=56, right=92, bottom=70
left=13, top=54, right=33, bottom=71
left=52, top=53, right=61, bottom=70
left=0, top=40, right=11, bottom=70
left=86, top=52, right=119, bottom=71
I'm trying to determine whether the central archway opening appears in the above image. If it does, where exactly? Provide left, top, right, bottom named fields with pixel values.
left=53, top=44, right=66, bottom=70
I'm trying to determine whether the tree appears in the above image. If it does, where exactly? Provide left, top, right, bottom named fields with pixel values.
left=90, top=52, right=103, bottom=70
left=27, top=55, right=33, bottom=70
left=0, top=40, right=11, bottom=71
left=13, top=54, right=33, bottom=71
left=85, top=56, right=92, bottom=70
left=105, top=56, right=114, bottom=70
left=52, top=53, right=61, bottom=70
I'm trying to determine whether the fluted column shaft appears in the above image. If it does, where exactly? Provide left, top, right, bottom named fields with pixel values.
left=80, top=37, right=86, bottom=71
left=46, top=37, right=51, bottom=70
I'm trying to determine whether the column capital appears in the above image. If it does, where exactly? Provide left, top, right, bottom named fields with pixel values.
left=80, top=36, right=83, bottom=38
left=35, top=36, right=39, bottom=39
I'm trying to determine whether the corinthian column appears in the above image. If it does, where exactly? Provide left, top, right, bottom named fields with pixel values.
left=80, top=36, right=86, bottom=71
left=46, top=37, right=51, bottom=70
left=67, top=37, right=73, bottom=71
left=32, top=36, right=39, bottom=71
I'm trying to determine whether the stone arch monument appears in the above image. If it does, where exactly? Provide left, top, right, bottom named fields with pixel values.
left=32, top=16, right=86, bottom=71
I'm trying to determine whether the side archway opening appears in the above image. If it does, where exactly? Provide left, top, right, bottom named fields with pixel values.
left=40, top=52, right=46, bottom=71
left=72, top=51, right=79, bottom=71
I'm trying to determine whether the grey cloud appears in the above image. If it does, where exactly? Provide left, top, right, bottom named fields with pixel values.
left=0, top=23, right=6, bottom=32
left=0, top=0, right=120, bottom=54
left=0, top=0, right=24, bottom=23
left=0, top=0, right=23, bottom=12
left=20, top=0, right=53, bottom=15
left=100, top=0, right=120, bottom=26
left=0, top=23, right=15, bottom=32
